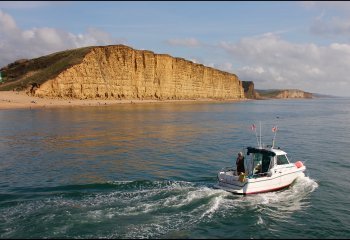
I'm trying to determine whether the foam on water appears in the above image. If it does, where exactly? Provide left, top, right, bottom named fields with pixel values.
left=0, top=181, right=219, bottom=238
left=0, top=176, right=319, bottom=238
left=201, top=195, right=224, bottom=218
left=242, top=176, right=317, bottom=209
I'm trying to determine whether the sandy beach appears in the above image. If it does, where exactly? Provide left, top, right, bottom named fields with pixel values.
left=0, top=91, right=247, bottom=110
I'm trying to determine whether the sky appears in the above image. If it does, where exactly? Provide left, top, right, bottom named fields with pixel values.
left=1, top=1, right=350, bottom=96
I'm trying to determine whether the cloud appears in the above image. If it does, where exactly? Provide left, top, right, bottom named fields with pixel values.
left=0, top=9, right=16, bottom=30
left=219, top=33, right=350, bottom=96
left=0, top=10, right=126, bottom=67
left=302, top=2, right=350, bottom=40
left=211, top=62, right=233, bottom=72
left=310, top=16, right=350, bottom=37
left=165, top=37, right=201, bottom=47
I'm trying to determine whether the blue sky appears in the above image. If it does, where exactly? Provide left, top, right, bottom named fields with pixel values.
left=1, top=1, right=350, bottom=96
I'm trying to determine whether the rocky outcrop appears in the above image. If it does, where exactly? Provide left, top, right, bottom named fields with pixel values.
left=242, top=81, right=260, bottom=99
left=6, top=45, right=244, bottom=100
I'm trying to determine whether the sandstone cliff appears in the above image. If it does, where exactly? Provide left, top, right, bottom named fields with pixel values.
left=274, top=89, right=312, bottom=99
left=0, top=45, right=245, bottom=100
left=256, top=89, right=313, bottom=99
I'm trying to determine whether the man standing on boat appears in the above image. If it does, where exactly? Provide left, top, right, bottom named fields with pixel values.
left=236, top=152, right=245, bottom=175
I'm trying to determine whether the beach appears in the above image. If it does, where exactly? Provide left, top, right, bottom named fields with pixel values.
left=0, top=91, right=247, bottom=110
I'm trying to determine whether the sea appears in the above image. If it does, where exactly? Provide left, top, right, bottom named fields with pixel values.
left=0, top=98, right=349, bottom=239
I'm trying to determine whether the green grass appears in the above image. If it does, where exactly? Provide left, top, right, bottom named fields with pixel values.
left=0, top=46, right=94, bottom=91
left=255, top=89, right=284, bottom=98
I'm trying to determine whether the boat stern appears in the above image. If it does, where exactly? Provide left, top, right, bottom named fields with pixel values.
left=215, top=169, right=247, bottom=194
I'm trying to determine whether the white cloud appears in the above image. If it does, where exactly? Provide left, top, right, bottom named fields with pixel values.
left=310, top=16, right=350, bottom=37
left=303, top=2, right=350, bottom=39
left=0, top=10, right=126, bottom=67
left=212, top=62, right=233, bottom=72
left=165, top=38, right=201, bottom=47
left=0, top=9, right=16, bottom=31
left=219, top=33, right=350, bottom=96
left=330, top=43, right=350, bottom=52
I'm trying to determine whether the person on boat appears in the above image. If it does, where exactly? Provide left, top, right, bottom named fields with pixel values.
left=254, top=162, right=262, bottom=174
left=236, top=152, right=245, bottom=175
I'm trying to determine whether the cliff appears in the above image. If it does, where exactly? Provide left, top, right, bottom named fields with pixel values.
left=242, top=81, right=260, bottom=99
left=0, top=45, right=245, bottom=100
left=256, top=89, right=313, bottom=99
left=241, top=81, right=313, bottom=99
left=274, top=89, right=312, bottom=99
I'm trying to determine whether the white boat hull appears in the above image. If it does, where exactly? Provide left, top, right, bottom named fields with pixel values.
left=214, top=165, right=306, bottom=195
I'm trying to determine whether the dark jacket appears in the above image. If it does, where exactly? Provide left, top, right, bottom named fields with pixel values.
left=236, top=156, right=245, bottom=173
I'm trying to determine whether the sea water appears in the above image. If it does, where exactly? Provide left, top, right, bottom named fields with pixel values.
left=0, top=98, right=349, bottom=238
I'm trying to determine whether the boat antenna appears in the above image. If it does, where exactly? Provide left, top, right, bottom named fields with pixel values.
left=272, top=116, right=280, bottom=148
left=272, top=125, right=278, bottom=148
left=259, top=121, right=262, bottom=148
left=251, top=123, right=259, bottom=147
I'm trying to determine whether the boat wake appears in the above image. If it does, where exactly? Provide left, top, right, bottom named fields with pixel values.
left=0, top=177, right=318, bottom=239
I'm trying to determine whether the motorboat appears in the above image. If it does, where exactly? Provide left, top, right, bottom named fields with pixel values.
left=214, top=124, right=306, bottom=195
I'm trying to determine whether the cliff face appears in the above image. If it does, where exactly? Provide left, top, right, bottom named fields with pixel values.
left=256, top=89, right=313, bottom=99
left=274, top=89, right=312, bottom=99
left=27, top=45, right=245, bottom=100
left=242, top=81, right=259, bottom=99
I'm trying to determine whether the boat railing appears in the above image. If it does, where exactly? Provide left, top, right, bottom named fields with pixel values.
left=220, top=167, right=236, bottom=173
left=249, top=171, right=272, bottom=178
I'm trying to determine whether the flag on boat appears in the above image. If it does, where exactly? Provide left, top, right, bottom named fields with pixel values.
left=251, top=124, right=256, bottom=131
left=272, top=126, right=278, bottom=132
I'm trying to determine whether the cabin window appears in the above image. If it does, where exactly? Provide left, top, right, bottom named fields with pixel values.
left=262, top=155, right=271, bottom=173
left=277, top=155, right=289, bottom=165
left=252, top=153, right=263, bottom=174
left=252, top=153, right=272, bottom=175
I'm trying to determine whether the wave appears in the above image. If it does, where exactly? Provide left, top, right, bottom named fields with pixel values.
left=0, top=177, right=318, bottom=238
left=8, top=180, right=201, bottom=194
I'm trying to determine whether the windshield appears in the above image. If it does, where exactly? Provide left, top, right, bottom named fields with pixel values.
left=250, top=153, right=272, bottom=176
left=276, top=154, right=289, bottom=165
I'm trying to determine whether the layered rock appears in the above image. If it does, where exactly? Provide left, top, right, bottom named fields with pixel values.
left=274, top=89, right=312, bottom=99
left=256, top=89, right=313, bottom=99
left=23, top=45, right=245, bottom=100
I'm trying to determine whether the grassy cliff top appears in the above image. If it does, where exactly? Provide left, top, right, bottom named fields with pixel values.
left=255, top=89, right=285, bottom=98
left=0, top=46, right=94, bottom=91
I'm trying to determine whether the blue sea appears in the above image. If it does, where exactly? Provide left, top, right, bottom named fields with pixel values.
left=0, top=98, right=349, bottom=238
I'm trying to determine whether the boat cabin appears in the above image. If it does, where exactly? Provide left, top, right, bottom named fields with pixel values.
left=246, top=146, right=291, bottom=177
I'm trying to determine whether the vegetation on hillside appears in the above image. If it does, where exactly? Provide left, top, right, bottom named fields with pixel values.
left=0, top=46, right=93, bottom=91
left=255, top=89, right=284, bottom=98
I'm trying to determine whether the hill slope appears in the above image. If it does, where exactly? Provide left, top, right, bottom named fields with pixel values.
left=0, top=47, right=93, bottom=91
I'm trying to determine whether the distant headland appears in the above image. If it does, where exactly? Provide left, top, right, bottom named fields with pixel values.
left=242, top=81, right=313, bottom=100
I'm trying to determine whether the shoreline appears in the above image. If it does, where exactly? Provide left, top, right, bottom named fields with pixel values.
left=0, top=91, right=249, bottom=110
